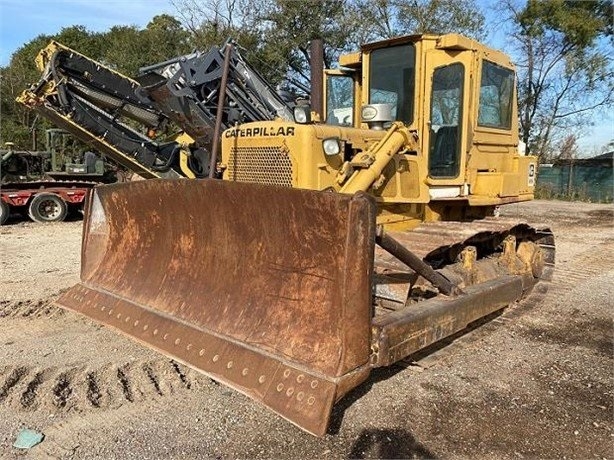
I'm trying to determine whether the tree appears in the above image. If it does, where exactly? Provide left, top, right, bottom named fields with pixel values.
left=142, top=15, right=192, bottom=64
left=557, top=133, right=579, bottom=160
left=101, top=25, right=149, bottom=74
left=170, top=0, right=259, bottom=51
left=507, top=0, right=613, bottom=160
left=346, top=0, right=486, bottom=44
left=1, top=25, right=111, bottom=147
left=170, top=0, right=486, bottom=95
left=1, top=19, right=194, bottom=147
left=169, top=0, right=277, bottom=86
left=101, top=17, right=191, bottom=75
left=253, top=0, right=351, bottom=91
left=169, top=0, right=350, bottom=91
left=1, top=35, right=57, bottom=147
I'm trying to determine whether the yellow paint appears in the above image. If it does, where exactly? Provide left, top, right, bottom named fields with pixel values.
left=220, top=34, right=536, bottom=229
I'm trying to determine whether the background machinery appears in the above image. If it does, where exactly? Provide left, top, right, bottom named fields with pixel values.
left=0, top=129, right=112, bottom=224
left=14, top=40, right=292, bottom=224
left=25, top=34, right=554, bottom=436
left=18, top=40, right=293, bottom=180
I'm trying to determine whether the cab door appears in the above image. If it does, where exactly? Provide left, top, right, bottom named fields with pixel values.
left=423, top=50, right=472, bottom=193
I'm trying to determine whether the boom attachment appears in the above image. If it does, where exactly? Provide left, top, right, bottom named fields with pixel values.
left=18, top=42, right=293, bottom=180
left=137, top=43, right=294, bottom=148
left=17, top=42, right=187, bottom=179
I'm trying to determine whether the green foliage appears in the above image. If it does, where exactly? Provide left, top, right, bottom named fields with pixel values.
left=0, top=15, right=192, bottom=147
left=350, top=0, right=485, bottom=42
left=252, top=0, right=350, bottom=87
left=143, top=15, right=192, bottom=64
left=101, top=15, right=191, bottom=75
left=169, top=0, right=486, bottom=94
left=398, top=0, right=485, bottom=38
left=519, top=0, right=609, bottom=46
left=1, top=35, right=53, bottom=147
left=249, top=0, right=485, bottom=90
left=512, top=0, right=613, bottom=159
left=102, top=26, right=150, bottom=74
left=54, top=26, right=105, bottom=57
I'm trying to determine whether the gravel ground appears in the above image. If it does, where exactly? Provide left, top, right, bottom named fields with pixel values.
left=0, top=199, right=612, bottom=459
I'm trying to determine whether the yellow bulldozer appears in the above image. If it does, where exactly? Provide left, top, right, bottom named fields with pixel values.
left=25, top=33, right=554, bottom=436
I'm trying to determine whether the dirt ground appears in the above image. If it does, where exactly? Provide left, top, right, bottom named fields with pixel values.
left=0, top=200, right=612, bottom=459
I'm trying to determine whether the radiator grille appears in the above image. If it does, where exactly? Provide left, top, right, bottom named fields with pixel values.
left=228, top=146, right=293, bottom=187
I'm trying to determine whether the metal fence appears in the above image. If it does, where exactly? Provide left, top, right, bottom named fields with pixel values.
left=537, top=154, right=613, bottom=203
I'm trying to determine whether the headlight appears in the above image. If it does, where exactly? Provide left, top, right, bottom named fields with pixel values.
left=322, top=138, right=341, bottom=156
left=293, top=106, right=311, bottom=124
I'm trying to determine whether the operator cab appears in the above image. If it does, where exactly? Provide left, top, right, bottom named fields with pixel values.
left=325, top=34, right=520, bottom=191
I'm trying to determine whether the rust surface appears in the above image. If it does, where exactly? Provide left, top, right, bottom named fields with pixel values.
left=146, top=85, right=213, bottom=146
left=372, top=275, right=524, bottom=366
left=56, top=179, right=376, bottom=436
left=371, top=218, right=555, bottom=366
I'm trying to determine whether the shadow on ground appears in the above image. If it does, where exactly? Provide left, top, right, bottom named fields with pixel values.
left=348, top=428, right=436, bottom=459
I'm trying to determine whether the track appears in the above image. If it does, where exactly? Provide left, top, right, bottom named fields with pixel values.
left=374, top=216, right=555, bottom=309
left=401, top=209, right=612, bottom=370
left=1, top=298, right=66, bottom=318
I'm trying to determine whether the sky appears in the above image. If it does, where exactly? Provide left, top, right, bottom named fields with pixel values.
left=0, top=0, right=175, bottom=65
left=0, top=0, right=611, bottom=152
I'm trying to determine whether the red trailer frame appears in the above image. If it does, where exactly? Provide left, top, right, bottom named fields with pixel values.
left=0, top=181, right=97, bottom=224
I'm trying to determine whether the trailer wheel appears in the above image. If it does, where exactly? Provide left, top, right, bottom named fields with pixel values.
left=0, top=200, right=9, bottom=225
left=28, top=193, right=68, bottom=223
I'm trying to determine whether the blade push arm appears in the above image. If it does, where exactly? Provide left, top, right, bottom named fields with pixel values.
left=339, top=122, right=416, bottom=194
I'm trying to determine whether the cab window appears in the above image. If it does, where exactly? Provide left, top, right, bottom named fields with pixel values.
left=428, top=63, right=464, bottom=178
left=368, top=43, right=415, bottom=124
left=478, top=61, right=514, bottom=129
left=326, top=74, right=354, bottom=126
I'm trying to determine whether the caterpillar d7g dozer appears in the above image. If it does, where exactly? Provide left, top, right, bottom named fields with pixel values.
left=54, top=34, right=554, bottom=436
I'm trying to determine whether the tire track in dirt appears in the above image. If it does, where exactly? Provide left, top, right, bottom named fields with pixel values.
left=0, top=295, right=211, bottom=418
left=0, top=298, right=64, bottom=319
left=0, top=366, right=28, bottom=403
left=0, top=359, right=204, bottom=414
left=548, top=241, right=614, bottom=293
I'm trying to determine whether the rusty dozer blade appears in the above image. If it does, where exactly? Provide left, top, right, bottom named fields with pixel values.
left=55, top=180, right=376, bottom=436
